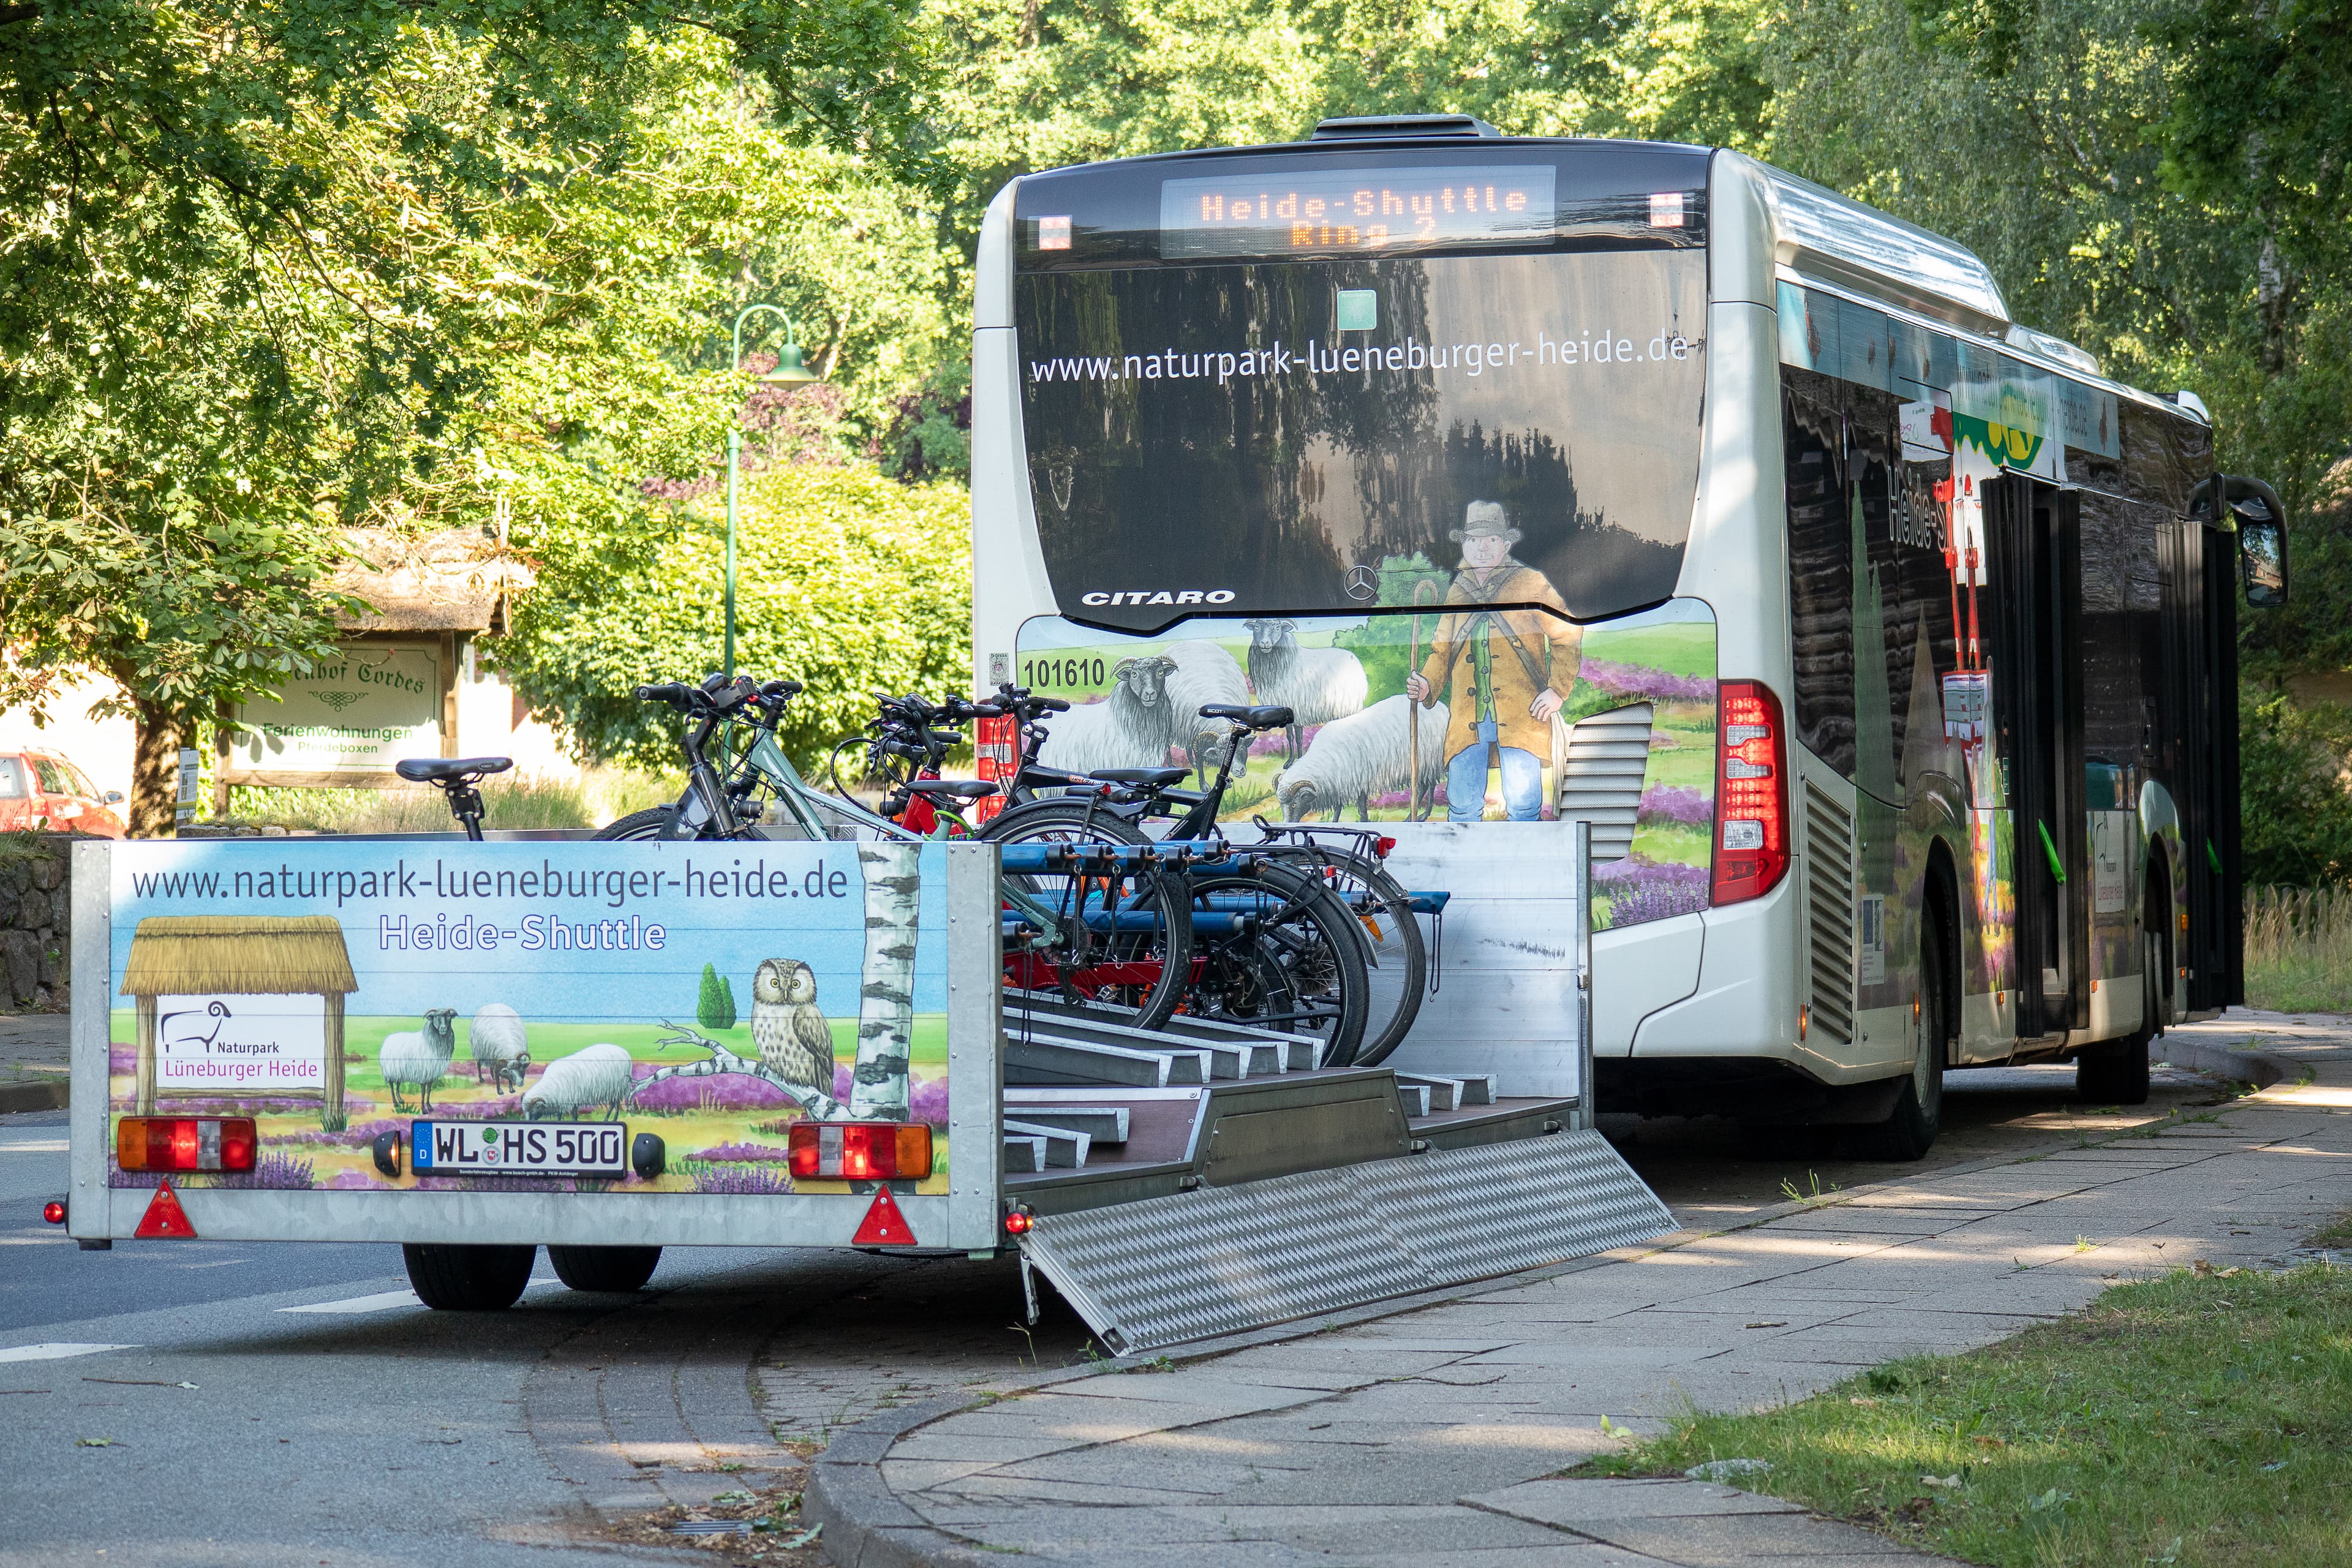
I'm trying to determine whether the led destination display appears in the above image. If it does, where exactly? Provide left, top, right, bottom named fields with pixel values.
left=1160, top=165, right=1556, bottom=259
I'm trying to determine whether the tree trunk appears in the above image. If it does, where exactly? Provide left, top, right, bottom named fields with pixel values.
left=128, top=695, right=184, bottom=838
left=850, top=842, right=919, bottom=1120
left=134, top=994, right=157, bottom=1117
left=323, top=993, right=347, bottom=1133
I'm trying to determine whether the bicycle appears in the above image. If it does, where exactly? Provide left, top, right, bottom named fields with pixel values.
left=395, top=755, right=515, bottom=840
left=598, top=675, right=1202, bottom=1028
left=985, top=693, right=1425, bottom=1066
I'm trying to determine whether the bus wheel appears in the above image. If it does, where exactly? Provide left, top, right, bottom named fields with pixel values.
left=2076, top=936, right=2155, bottom=1106
left=548, top=1245, right=662, bottom=1293
left=404, top=1243, right=536, bottom=1311
left=1860, top=905, right=1948, bottom=1161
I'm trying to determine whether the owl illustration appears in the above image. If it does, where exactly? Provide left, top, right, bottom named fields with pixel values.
left=751, top=958, right=835, bottom=1092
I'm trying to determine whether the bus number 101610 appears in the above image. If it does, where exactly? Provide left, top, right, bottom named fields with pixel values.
left=1022, top=657, right=1107, bottom=690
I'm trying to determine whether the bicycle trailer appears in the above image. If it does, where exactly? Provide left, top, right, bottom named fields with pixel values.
left=58, top=827, right=1668, bottom=1352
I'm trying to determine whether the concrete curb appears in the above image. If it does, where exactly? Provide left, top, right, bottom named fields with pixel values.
left=2155, top=1033, right=2298, bottom=1092
left=803, top=1040, right=2286, bottom=1568
left=0, top=1078, right=66, bottom=1114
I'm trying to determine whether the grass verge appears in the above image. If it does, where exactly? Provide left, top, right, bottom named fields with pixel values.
left=1575, top=1263, right=2352, bottom=1567
left=2245, top=886, right=2352, bottom=1013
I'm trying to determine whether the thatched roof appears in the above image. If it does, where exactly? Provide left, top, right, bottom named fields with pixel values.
left=121, top=915, right=359, bottom=997
left=328, top=527, right=533, bottom=634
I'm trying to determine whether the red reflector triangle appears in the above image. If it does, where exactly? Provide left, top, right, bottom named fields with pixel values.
left=852, top=1186, right=916, bottom=1246
left=135, top=1181, right=198, bottom=1240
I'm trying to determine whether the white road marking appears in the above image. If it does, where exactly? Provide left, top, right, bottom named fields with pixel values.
left=279, top=1289, right=420, bottom=1314
left=0, top=1140, right=69, bottom=1154
left=279, top=1278, right=565, bottom=1315
left=0, top=1343, right=137, bottom=1364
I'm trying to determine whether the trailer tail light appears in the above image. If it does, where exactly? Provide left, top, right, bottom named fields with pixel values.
left=1713, top=680, right=1790, bottom=906
left=973, top=715, right=1017, bottom=826
left=787, top=1121, right=933, bottom=1180
left=43, top=1200, right=66, bottom=1225
left=115, top=1117, right=257, bottom=1173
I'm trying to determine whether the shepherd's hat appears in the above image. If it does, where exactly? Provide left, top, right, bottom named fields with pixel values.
left=1450, top=499, right=1520, bottom=544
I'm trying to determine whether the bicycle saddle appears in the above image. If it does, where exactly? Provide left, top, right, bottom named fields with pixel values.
left=395, top=756, right=514, bottom=785
left=1088, top=767, right=1188, bottom=788
left=1199, top=704, right=1294, bottom=731
left=903, top=778, right=1001, bottom=801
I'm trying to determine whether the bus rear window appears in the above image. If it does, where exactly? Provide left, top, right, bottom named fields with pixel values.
left=1016, top=249, right=1706, bottom=631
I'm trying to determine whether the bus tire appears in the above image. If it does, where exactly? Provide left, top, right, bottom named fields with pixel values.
left=1859, top=903, right=1949, bottom=1161
left=404, top=1242, right=536, bottom=1311
left=547, top=1244, right=662, bottom=1294
left=2076, top=937, right=2155, bottom=1106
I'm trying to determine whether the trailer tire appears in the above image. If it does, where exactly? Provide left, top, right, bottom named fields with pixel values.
left=547, top=1244, right=662, bottom=1294
left=403, top=1243, right=536, bottom=1311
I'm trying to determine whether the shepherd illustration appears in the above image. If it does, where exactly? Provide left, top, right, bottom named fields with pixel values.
left=1403, top=500, right=1581, bottom=821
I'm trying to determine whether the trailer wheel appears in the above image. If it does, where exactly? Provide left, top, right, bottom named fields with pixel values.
left=403, top=1243, right=536, bottom=1311
left=547, top=1245, right=662, bottom=1294
left=1858, top=901, right=1949, bottom=1161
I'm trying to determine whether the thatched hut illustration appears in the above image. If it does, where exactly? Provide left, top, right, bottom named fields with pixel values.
left=121, top=916, right=360, bottom=1125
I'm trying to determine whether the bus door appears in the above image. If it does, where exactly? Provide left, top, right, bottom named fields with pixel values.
left=2160, top=514, right=2241, bottom=1012
left=1987, top=476, right=2090, bottom=1039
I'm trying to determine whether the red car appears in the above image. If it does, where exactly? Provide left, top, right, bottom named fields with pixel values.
left=0, top=749, right=126, bottom=837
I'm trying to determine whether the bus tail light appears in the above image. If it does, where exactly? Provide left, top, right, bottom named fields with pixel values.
left=788, top=1121, right=934, bottom=1180
left=1713, top=680, right=1789, bottom=906
left=973, top=715, right=1017, bottom=825
left=114, top=1117, right=257, bottom=1173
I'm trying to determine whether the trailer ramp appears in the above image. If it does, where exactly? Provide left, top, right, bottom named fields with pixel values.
left=1019, top=1130, right=1670, bottom=1354
left=1001, top=997, right=1670, bottom=1354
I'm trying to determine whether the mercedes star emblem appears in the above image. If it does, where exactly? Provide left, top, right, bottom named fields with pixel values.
left=1344, top=565, right=1378, bottom=602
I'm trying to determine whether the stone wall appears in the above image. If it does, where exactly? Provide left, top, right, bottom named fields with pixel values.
left=0, top=834, right=74, bottom=1011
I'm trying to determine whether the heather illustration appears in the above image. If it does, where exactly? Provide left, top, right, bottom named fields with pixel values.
left=1016, top=597, right=1717, bottom=927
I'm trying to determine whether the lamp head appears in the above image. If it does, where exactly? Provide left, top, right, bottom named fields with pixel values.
left=761, top=343, right=821, bottom=384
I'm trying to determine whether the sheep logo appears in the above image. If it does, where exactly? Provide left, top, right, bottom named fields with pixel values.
left=158, top=1000, right=232, bottom=1054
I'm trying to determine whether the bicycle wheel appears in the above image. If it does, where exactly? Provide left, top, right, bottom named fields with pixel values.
left=979, top=796, right=1152, bottom=848
left=593, top=805, right=772, bottom=842
left=1275, top=848, right=1427, bottom=1066
left=1186, top=862, right=1370, bottom=1066
left=986, top=803, right=1190, bottom=1028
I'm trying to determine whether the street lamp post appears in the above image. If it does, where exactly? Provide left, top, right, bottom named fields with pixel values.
left=725, top=304, right=821, bottom=680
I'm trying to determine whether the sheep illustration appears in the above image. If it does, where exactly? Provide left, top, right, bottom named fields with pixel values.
left=467, top=1003, right=530, bottom=1093
left=1158, top=640, right=1253, bottom=785
left=381, top=1008, right=458, bottom=1114
left=1245, top=618, right=1368, bottom=764
left=158, top=1000, right=232, bottom=1053
left=520, top=1042, right=637, bottom=1121
left=1276, top=694, right=1449, bottom=823
left=1035, top=655, right=1183, bottom=775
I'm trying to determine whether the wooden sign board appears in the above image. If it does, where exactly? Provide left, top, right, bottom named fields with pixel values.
left=224, top=641, right=446, bottom=788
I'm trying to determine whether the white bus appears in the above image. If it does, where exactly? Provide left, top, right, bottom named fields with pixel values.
left=967, top=115, right=2286, bottom=1158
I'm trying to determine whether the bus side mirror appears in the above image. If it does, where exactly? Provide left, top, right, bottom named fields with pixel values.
left=2230, top=478, right=2289, bottom=608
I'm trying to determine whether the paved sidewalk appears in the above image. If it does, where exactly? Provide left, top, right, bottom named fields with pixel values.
left=809, top=1014, right=2352, bottom=1567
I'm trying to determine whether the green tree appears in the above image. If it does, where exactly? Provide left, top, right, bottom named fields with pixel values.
left=698, top=962, right=739, bottom=1030
left=502, top=459, right=971, bottom=771
left=2240, top=687, right=2352, bottom=886
left=0, top=2, right=929, bottom=831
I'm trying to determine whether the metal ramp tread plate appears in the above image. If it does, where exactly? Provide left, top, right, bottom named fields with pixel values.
left=1019, top=1129, right=1673, bottom=1354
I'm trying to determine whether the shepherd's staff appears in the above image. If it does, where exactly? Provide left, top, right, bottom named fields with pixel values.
left=1408, top=578, right=1440, bottom=821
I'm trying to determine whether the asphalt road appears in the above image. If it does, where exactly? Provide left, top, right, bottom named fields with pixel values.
left=0, top=1057, right=2230, bottom=1566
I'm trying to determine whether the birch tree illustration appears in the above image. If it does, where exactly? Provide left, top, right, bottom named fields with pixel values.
left=850, top=841, right=919, bottom=1119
